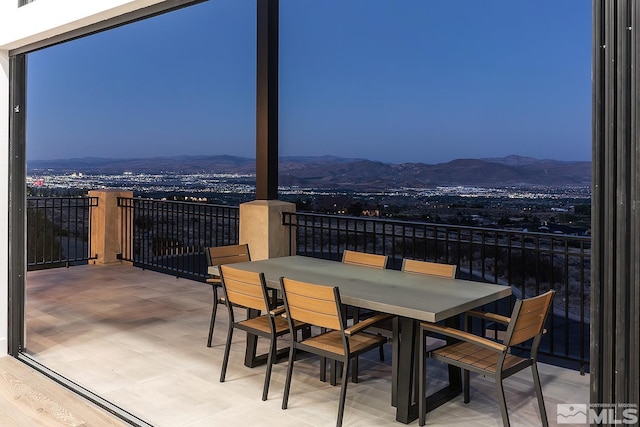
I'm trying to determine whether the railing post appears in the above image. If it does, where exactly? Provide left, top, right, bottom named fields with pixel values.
left=88, top=190, right=133, bottom=265
left=239, top=200, right=295, bottom=260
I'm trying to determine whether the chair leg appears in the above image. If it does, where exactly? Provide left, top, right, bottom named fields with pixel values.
left=463, top=369, right=470, bottom=403
left=282, top=343, right=296, bottom=410
left=336, top=359, right=350, bottom=427
left=320, top=327, right=327, bottom=382
left=320, top=357, right=327, bottom=382
left=378, top=342, right=385, bottom=361
left=496, top=377, right=510, bottom=427
left=418, top=327, right=426, bottom=427
left=262, top=334, right=277, bottom=401
left=532, top=363, right=549, bottom=427
left=207, top=287, right=218, bottom=347
left=352, top=357, right=359, bottom=383
left=219, top=323, right=234, bottom=382
left=331, top=360, right=338, bottom=386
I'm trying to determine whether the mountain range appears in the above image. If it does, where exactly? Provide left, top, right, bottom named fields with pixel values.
left=28, top=155, right=591, bottom=190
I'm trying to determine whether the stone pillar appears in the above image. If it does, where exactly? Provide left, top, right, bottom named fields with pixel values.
left=239, top=200, right=295, bottom=261
left=88, top=190, right=133, bottom=265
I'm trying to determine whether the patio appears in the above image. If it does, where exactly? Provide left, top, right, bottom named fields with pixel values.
left=24, top=263, right=589, bottom=426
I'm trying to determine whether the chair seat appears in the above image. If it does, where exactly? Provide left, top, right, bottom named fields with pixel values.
left=302, top=330, right=387, bottom=356
left=432, top=341, right=525, bottom=373
left=239, top=314, right=301, bottom=335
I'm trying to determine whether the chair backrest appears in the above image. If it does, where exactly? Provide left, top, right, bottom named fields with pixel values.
left=280, top=277, right=343, bottom=331
left=342, top=250, right=388, bottom=269
left=206, top=244, right=251, bottom=269
left=219, top=265, right=269, bottom=312
left=401, top=259, right=457, bottom=279
left=505, top=290, right=555, bottom=347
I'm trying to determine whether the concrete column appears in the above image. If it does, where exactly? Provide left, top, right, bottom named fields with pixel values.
left=239, top=200, right=295, bottom=261
left=88, top=189, right=132, bottom=265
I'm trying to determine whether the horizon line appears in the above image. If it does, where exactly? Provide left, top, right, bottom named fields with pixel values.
left=27, top=153, right=592, bottom=165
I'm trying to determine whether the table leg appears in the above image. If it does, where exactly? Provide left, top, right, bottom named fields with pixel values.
left=243, top=308, right=290, bottom=368
left=395, top=317, right=418, bottom=423
left=394, top=316, right=464, bottom=424
left=244, top=308, right=260, bottom=368
left=419, top=317, right=463, bottom=415
left=391, top=316, right=399, bottom=406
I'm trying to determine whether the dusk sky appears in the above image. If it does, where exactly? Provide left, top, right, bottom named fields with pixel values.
left=26, top=0, right=592, bottom=165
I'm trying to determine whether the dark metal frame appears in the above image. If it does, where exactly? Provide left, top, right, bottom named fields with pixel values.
left=591, top=0, right=640, bottom=412
left=256, top=0, right=279, bottom=200
left=6, top=2, right=207, bottom=425
left=8, top=54, right=27, bottom=356
left=7, top=0, right=206, bottom=357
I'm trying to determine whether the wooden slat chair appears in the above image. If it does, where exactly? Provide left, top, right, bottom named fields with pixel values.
left=204, top=244, right=251, bottom=347
left=418, top=290, right=555, bottom=427
left=342, top=249, right=388, bottom=269
left=341, top=250, right=388, bottom=329
left=401, top=258, right=457, bottom=279
left=340, top=250, right=389, bottom=380
left=280, top=277, right=393, bottom=427
left=218, top=265, right=304, bottom=401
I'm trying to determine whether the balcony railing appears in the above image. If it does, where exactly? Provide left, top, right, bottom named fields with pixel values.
left=283, top=211, right=590, bottom=372
left=25, top=196, right=590, bottom=371
left=117, top=197, right=240, bottom=280
left=26, top=196, right=98, bottom=269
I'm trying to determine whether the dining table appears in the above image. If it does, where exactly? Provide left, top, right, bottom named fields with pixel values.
left=209, top=255, right=511, bottom=424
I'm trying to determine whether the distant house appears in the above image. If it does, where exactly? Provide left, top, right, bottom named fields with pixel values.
left=538, top=223, right=588, bottom=236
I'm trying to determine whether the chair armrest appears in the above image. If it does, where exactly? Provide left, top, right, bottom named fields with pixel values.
left=420, top=322, right=507, bottom=352
left=345, top=313, right=394, bottom=336
left=206, top=277, right=221, bottom=285
left=465, top=310, right=510, bottom=325
left=270, top=306, right=286, bottom=316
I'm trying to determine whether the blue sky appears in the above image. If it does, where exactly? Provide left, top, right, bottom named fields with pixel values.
left=26, top=0, right=592, bottom=164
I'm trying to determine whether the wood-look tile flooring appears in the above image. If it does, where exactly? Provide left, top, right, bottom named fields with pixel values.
left=24, top=264, right=590, bottom=426
left=0, top=356, right=129, bottom=427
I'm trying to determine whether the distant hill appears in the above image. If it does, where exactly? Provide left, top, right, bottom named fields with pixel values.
left=28, top=154, right=591, bottom=189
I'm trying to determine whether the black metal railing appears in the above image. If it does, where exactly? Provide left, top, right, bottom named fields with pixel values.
left=118, top=197, right=240, bottom=280
left=26, top=195, right=590, bottom=370
left=26, top=196, right=98, bottom=269
left=283, top=211, right=591, bottom=372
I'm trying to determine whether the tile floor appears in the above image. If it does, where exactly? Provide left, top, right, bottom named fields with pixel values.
left=25, top=264, right=590, bottom=426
